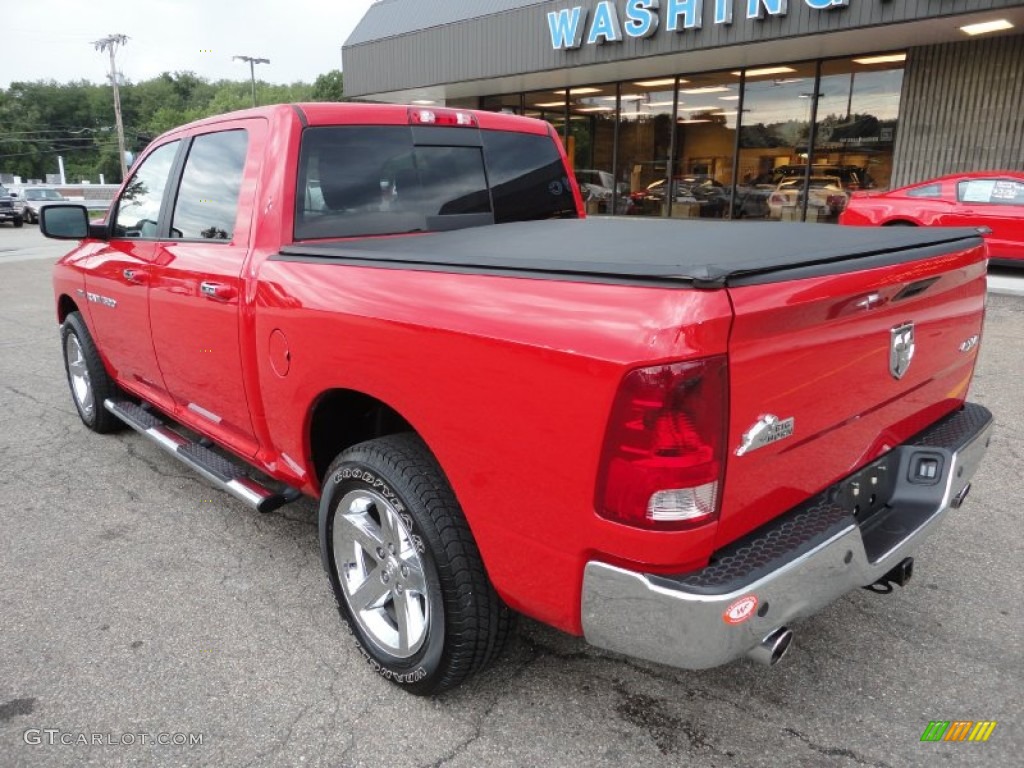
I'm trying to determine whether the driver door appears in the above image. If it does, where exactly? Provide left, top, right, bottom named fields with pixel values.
left=83, top=140, right=182, bottom=411
left=148, top=125, right=263, bottom=457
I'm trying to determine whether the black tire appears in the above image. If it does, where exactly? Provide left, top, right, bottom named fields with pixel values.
left=60, top=311, right=123, bottom=433
left=319, top=434, right=511, bottom=695
left=13, top=216, right=23, bottom=228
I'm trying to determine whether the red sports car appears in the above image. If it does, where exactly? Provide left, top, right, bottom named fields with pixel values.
left=840, top=171, right=1024, bottom=265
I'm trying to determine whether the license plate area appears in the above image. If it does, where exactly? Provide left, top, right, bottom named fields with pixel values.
left=830, top=453, right=899, bottom=525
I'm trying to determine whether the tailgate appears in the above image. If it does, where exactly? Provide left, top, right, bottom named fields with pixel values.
left=716, top=242, right=987, bottom=547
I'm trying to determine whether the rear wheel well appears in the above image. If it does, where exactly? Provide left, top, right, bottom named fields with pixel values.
left=883, top=219, right=917, bottom=227
left=309, top=389, right=415, bottom=485
left=57, top=295, right=80, bottom=323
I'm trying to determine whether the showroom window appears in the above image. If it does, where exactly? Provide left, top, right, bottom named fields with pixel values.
left=615, top=78, right=676, bottom=217
left=737, top=62, right=819, bottom=221
left=668, top=71, right=739, bottom=220
left=524, top=89, right=568, bottom=140
left=813, top=55, right=905, bottom=218
left=566, top=84, right=620, bottom=214
left=479, top=51, right=906, bottom=223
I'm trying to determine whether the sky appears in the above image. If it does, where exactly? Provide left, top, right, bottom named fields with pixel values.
left=1, top=0, right=378, bottom=88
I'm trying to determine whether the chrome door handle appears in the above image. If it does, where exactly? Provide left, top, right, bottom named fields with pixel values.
left=855, top=293, right=882, bottom=310
left=200, top=281, right=236, bottom=301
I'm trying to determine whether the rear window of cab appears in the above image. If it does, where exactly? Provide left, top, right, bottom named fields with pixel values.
left=294, top=126, right=578, bottom=240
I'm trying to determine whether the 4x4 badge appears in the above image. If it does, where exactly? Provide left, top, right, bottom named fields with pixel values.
left=735, top=414, right=795, bottom=456
left=890, top=322, right=915, bottom=379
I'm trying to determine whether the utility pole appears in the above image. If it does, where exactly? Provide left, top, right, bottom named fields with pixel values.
left=233, top=55, right=270, bottom=107
left=93, top=34, right=130, bottom=182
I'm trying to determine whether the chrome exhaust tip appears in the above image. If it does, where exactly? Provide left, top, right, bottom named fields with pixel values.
left=952, top=483, right=971, bottom=509
left=747, top=626, right=793, bottom=667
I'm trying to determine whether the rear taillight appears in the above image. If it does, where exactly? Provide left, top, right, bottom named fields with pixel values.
left=407, top=107, right=478, bottom=127
left=595, top=357, right=728, bottom=530
left=769, top=194, right=785, bottom=205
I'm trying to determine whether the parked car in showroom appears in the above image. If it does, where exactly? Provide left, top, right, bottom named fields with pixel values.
left=768, top=175, right=850, bottom=220
left=840, top=171, right=1024, bottom=265
left=575, top=169, right=632, bottom=214
left=19, top=187, right=68, bottom=223
left=0, top=184, right=25, bottom=227
left=767, top=164, right=875, bottom=193
left=738, top=165, right=874, bottom=220
left=733, top=180, right=776, bottom=219
left=632, top=175, right=729, bottom=217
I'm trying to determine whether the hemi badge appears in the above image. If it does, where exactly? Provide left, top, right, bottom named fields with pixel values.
left=736, top=414, right=795, bottom=456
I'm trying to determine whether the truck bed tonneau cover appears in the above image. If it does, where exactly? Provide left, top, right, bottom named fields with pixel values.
left=278, top=218, right=985, bottom=288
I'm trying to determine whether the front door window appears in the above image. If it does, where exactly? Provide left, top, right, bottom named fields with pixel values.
left=113, top=141, right=179, bottom=238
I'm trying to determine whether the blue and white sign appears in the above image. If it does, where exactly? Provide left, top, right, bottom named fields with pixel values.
left=548, top=0, right=849, bottom=50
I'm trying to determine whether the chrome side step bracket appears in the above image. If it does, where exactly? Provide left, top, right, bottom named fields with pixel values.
left=104, top=399, right=301, bottom=514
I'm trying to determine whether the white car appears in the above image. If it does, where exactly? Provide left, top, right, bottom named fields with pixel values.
left=575, top=169, right=616, bottom=201
left=767, top=176, right=849, bottom=219
left=575, top=169, right=632, bottom=214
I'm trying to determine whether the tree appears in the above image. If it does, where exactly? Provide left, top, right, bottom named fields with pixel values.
left=0, top=71, right=332, bottom=183
left=312, top=70, right=345, bottom=102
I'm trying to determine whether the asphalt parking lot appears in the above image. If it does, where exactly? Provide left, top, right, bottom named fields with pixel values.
left=1, top=225, right=1021, bottom=768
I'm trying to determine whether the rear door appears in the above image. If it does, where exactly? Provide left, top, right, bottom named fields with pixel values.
left=83, top=139, right=181, bottom=410
left=148, top=122, right=265, bottom=457
left=718, top=245, right=987, bottom=547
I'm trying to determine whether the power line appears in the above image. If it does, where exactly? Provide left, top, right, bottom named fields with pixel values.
left=0, top=127, right=110, bottom=137
left=0, top=141, right=123, bottom=161
left=0, top=127, right=145, bottom=138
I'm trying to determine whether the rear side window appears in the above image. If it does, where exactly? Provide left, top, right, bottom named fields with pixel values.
left=481, top=131, right=577, bottom=224
left=294, top=125, right=576, bottom=240
left=906, top=183, right=942, bottom=198
left=170, top=130, right=249, bottom=240
left=958, top=178, right=1024, bottom=205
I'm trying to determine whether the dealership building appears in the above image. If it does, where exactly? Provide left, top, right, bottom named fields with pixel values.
left=343, top=0, right=1024, bottom=221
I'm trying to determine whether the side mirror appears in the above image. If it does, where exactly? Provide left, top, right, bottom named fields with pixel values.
left=40, top=205, right=90, bottom=240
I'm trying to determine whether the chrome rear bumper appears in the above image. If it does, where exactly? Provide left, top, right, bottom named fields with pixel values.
left=581, top=403, right=994, bottom=670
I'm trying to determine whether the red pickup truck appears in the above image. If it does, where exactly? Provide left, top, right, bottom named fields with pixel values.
left=42, top=103, right=993, bottom=695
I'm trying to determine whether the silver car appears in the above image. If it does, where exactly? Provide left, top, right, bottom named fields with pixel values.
left=19, top=187, right=68, bottom=224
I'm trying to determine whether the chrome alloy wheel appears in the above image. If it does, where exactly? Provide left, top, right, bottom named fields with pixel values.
left=65, top=333, right=94, bottom=417
left=333, top=489, right=430, bottom=658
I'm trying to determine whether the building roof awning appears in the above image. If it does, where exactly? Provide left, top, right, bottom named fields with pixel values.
left=346, top=0, right=549, bottom=46
left=342, top=0, right=1024, bottom=102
